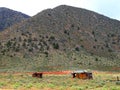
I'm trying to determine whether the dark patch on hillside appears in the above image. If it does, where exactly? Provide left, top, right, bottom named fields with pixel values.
left=0, top=7, right=30, bottom=31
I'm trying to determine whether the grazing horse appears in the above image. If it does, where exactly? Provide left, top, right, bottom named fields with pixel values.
left=32, top=72, right=43, bottom=78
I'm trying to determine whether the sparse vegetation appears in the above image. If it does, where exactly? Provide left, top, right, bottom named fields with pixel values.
left=0, top=5, right=120, bottom=72
left=0, top=71, right=119, bottom=90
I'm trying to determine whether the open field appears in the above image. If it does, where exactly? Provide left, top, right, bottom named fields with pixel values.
left=0, top=70, right=120, bottom=90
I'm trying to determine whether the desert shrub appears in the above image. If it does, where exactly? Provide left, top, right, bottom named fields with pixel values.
left=116, top=81, right=120, bottom=85
left=22, top=42, right=26, bottom=47
left=24, top=39, right=27, bottom=42
left=105, top=43, right=109, bottom=48
left=64, top=30, right=69, bottom=35
left=92, top=31, right=95, bottom=35
left=95, top=58, right=98, bottom=61
left=49, top=36, right=55, bottom=40
left=1, top=49, right=6, bottom=55
left=26, top=83, right=33, bottom=88
left=0, top=82, right=5, bottom=88
left=13, top=42, right=16, bottom=46
left=28, top=48, right=33, bottom=52
left=101, top=47, right=104, bottom=50
left=10, top=55, right=13, bottom=57
left=53, top=43, right=59, bottom=49
left=28, top=38, right=32, bottom=43
left=46, top=46, right=49, bottom=50
left=94, top=39, right=97, bottom=42
left=15, top=47, right=20, bottom=52
left=75, top=47, right=80, bottom=51
left=48, top=13, right=51, bottom=16
left=93, top=46, right=96, bottom=49
left=47, top=83, right=55, bottom=88
left=44, top=51, right=49, bottom=57
left=71, top=24, right=74, bottom=28
left=89, top=63, right=91, bottom=65
left=13, top=82, right=22, bottom=89
left=111, top=33, right=115, bottom=37
left=81, top=45, right=84, bottom=48
left=33, top=37, right=38, bottom=41
left=18, top=37, right=22, bottom=42
left=108, top=48, right=113, bottom=52
left=6, top=40, right=12, bottom=48
left=21, top=33, right=25, bottom=36
left=112, top=41, right=116, bottom=44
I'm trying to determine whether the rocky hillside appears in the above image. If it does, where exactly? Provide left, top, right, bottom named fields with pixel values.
left=0, top=5, right=120, bottom=72
left=0, top=7, right=30, bottom=31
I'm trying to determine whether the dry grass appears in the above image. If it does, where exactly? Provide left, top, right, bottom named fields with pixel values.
left=0, top=70, right=120, bottom=90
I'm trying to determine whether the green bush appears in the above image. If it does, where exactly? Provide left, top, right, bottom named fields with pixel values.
left=26, top=83, right=33, bottom=88
left=6, top=40, right=12, bottom=48
left=0, top=82, right=5, bottom=88
left=116, top=81, right=120, bottom=85
left=13, top=82, right=22, bottom=89
left=75, top=47, right=80, bottom=51
left=53, top=43, right=59, bottom=49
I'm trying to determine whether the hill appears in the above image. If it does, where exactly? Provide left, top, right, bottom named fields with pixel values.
left=0, top=5, right=120, bottom=72
left=0, top=7, right=30, bottom=31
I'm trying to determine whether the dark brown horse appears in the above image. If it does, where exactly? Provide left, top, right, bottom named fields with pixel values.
left=32, top=72, right=43, bottom=78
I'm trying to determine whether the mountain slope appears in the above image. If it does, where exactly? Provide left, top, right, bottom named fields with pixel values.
left=0, top=7, right=30, bottom=31
left=0, top=5, right=120, bottom=72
